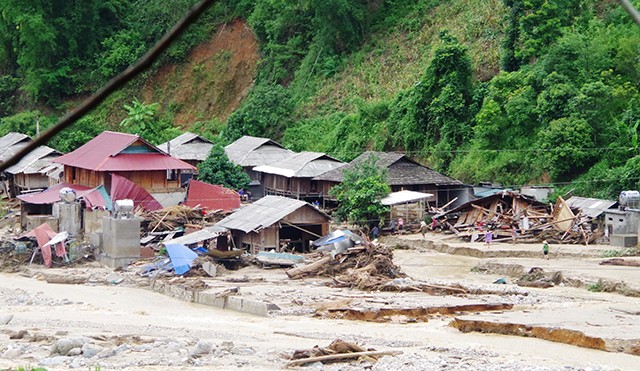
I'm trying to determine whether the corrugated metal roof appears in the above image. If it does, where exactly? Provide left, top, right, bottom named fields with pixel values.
left=5, top=146, right=60, bottom=174
left=157, top=132, right=213, bottom=162
left=215, top=195, right=328, bottom=233
left=314, top=151, right=461, bottom=186
left=253, top=152, right=344, bottom=178
left=53, top=131, right=195, bottom=171
left=185, top=180, right=240, bottom=212
left=163, top=225, right=228, bottom=245
left=0, top=132, right=30, bottom=162
left=224, top=135, right=293, bottom=166
left=381, top=190, right=434, bottom=205
left=565, top=196, right=617, bottom=218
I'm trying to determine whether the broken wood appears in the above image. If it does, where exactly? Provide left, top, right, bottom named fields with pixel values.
left=286, top=350, right=402, bottom=367
left=286, top=256, right=332, bottom=279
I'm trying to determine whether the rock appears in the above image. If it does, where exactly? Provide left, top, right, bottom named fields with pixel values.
left=40, top=356, right=69, bottom=366
left=133, top=344, right=153, bottom=352
left=115, top=344, right=129, bottom=354
left=52, top=337, right=92, bottom=356
left=202, top=262, right=217, bottom=277
left=9, top=329, right=28, bottom=339
left=0, top=314, right=14, bottom=325
left=219, top=341, right=234, bottom=352
left=68, top=347, right=82, bottom=356
left=106, top=273, right=124, bottom=285
left=140, top=246, right=156, bottom=258
left=190, top=340, right=214, bottom=357
left=81, top=343, right=103, bottom=358
left=97, top=348, right=116, bottom=358
left=55, top=330, right=69, bottom=336
left=2, top=346, right=23, bottom=359
left=231, top=346, right=256, bottom=356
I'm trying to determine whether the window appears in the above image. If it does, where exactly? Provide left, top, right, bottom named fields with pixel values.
left=167, top=169, right=178, bottom=181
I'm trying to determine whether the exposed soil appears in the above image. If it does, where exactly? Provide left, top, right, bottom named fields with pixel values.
left=141, top=19, right=259, bottom=127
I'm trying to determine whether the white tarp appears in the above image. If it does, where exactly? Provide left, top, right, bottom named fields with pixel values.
left=381, top=190, right=433, bottom=206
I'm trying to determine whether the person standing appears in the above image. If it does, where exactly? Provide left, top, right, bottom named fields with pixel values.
left=543, top=240, right=550, bottom=260
left=397, top=217, right=404, bottom=232
left=371, top=225, right=379, bottom=240
left=484, top=229, right=493, bottom=247
left=420, top=220, right=428, bottom=238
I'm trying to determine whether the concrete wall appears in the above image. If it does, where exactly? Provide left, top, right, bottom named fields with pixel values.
left=52, top=202, right=82, bottom=237
left=101, top=216, right=141, bottom=268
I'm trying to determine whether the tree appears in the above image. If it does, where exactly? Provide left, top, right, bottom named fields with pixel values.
left=197, top=143, right=250, bottom=190
left=119, top=98, right=181, bottom=145
left=329, top=155, right=390, bottom=227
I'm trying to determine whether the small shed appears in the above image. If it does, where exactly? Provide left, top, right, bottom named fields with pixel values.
left=215, top=195, right=331, bottom=254
left=381, top=190, right=433, bottom=224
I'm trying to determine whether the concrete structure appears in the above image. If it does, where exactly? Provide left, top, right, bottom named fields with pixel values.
left=100, top=216, right=142, bottom=268
left=52, top=202, right=82, bottom=238
left=604, top=209, right=640, bottom=247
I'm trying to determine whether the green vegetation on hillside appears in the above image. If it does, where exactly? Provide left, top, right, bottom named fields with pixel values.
left=1, top=0, right=640, bottom=200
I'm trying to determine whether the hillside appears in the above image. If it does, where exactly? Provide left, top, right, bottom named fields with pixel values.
left=1, top=0, right=640, bottom=199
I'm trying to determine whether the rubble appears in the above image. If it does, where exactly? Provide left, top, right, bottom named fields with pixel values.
left=433, top=192, right=603, bottom=245
left=287, top=339, right=402, bottom=367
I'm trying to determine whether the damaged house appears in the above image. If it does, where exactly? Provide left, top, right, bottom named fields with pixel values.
left=224, top=135, right=294, bottom=199
left=314, top=151, right=468, bottom=208
left=215, top=195, right=331, bottom=254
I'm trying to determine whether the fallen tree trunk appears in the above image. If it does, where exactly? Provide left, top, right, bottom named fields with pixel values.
left=287, top=350, right=402, bottom=367
left=286, top=256, right=332, bottom=279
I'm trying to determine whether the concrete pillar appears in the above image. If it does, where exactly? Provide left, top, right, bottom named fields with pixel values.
left=52, top=202, right=82, bottom=237
left=100, top=216, right=141, bottom=268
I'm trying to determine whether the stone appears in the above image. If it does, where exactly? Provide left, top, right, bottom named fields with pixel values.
left=2, top=347, right=23, bottom=359
left=190, top=340, right=214, bottom=357
left=0, top=313, right=14, bottom=325
left=97, top=348, right=116, bottom=358
left=219, top=341, right=234, bottom=352
left=202, top=262, right=217, bottom=277
left=40, top=356, right=69, bottom=366
left=81, top=343, right=103, bottom=358
left=67, top=347, right=82, bottom=356
left=52, top=337, right=92, bottom=356
left=231, top=346, right=256, bottom=356
left=55, top=330, right=69, bottom=336
left=105, top=273, right=124, bottom=285
left=9, top=329, right=28, bottom=339
left=140, top=246, right=156, bottom=258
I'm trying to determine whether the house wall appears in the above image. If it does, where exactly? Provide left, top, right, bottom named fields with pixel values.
left=263, top=174, right=325, bottom=199
left=13, top=173, right=51, bottom=192
left=63, top=166, right=182, bottom=193
left=236, top=226, right=279, bottom=254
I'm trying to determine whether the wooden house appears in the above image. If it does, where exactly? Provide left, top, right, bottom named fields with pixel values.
left=53, top=131, right=195, bottom=207
left=314, top=151, right=467, bottom=208
left=215, top=195, right=331, bottom=254
left=157, top=132, right=214, bottom=167
left=253, top=152, right=344, bottom=202
left=4, top=145, right=62, bottom=196
left=224, top=135, right=294, bottom=198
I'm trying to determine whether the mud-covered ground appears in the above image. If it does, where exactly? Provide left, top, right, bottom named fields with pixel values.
left=0, top=232, right=639, bottom=370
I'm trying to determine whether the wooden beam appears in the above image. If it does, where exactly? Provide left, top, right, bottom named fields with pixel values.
left=286, top=350, right=403, bottom=367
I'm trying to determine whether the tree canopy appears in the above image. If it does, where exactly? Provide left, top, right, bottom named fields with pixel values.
left=197, top=143, right=250, bottom=191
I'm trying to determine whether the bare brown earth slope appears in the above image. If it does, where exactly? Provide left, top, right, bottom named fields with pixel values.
left=141, top=19, right=259, bottom=127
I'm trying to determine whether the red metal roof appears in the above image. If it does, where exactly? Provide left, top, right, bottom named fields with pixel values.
left=53, top=131, right=195, bottom=171
left=185, top=180, right=240, bottom=212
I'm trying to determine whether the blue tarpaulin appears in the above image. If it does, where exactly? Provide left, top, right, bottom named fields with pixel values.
left=165, top=244, right=198, bottom=275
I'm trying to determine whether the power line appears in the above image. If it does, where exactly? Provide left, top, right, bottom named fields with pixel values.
left=0, top=0, right=216, bottom=173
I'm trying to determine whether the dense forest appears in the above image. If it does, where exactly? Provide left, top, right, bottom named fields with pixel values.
left=1, top=0, right=640, bottom=199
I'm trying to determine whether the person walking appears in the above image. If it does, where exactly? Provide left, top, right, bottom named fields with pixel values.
left=543, top=240, right=550, bottom=260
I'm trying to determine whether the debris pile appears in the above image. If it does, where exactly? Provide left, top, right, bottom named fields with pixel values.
left=434, top=192, right=602, bottom=245
left=285, top=231, right=406, bottom=291
left=136, top=205, right=226, bottom=233
left=287, top=339, right=401, bottom=367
